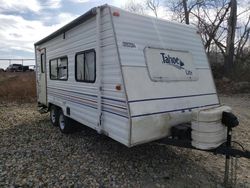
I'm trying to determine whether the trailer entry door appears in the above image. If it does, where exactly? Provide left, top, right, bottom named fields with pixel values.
left=144, top=47, right=198, bottom=81
left=37, top=48, right=47, bottom=105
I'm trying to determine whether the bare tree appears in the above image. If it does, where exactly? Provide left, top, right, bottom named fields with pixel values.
left=124, top=0, right=160, bottom=17
left=168, top=0, right=250, bottom=77
left=124, top=0, right=146, bottom=15
left=235, top=1, right=250, bottom=62
left=224, top=0, right=237, bottom=75
left=183, top=0, right=189, bottom=24
left=167, top=0, right=204, bottom=24
left=192, top=0, right=230, bottom=55
left=235, top=16, right=250, bottom=61
left=146, top=0, right=160, bottom=17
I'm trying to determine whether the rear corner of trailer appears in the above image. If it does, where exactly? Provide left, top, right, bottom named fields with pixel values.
left=110, top=6, right=220, bottom=146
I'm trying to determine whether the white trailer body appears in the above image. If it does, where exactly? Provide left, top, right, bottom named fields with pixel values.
left=35, top=5, right=219, bottom=147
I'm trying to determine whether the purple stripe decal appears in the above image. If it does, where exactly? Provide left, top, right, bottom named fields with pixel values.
left=48, top=92, right=129, bottom=119
left=47, top=86, right=126, bottom=103
left=48, top=90, right=127, bottom=110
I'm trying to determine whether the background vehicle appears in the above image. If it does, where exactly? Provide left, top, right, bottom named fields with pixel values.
left=6, top=64, right=29, bottom=72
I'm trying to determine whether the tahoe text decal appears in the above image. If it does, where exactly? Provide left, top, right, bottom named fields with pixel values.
left=160, top=53, right=192, bottom=75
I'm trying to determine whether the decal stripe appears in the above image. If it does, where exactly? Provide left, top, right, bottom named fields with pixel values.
left=131, top=103, right=220, bottom=118
left=48, top=86, right=97, bottom=98
left=128, top=93, right=217, bottom=103
left=47, top=86, right=126, bottom=103
left=48, top=93, right=129, bottom=119
left=48, top=90, right=127, bottom=110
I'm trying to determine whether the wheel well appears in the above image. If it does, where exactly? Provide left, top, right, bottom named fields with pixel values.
left=48, top=103, right=61, bottom=112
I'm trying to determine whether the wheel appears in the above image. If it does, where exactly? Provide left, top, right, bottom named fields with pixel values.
left=50, top=105, right=59, bottom=126
left=58, top=110, right=73, bottom=134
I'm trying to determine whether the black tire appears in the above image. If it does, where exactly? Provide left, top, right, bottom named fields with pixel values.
left=58, top=110, right=73, bottom=134
left=50, top=105, right=59, bottom=126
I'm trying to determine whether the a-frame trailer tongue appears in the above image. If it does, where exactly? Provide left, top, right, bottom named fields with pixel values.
left=155, top=111, right=250, bottom=187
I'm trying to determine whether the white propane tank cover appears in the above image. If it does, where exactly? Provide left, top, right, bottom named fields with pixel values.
left=191, top=121, right=225, bottom=133
left=191, top=128, right=227, bottom=143
left=191, top=105, right=231, bottom=150
left=192, top=105, right=232, bottom=122
left=191, top=141, right=225, bottom=150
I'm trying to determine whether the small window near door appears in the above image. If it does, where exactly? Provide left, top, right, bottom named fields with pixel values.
left=41, top=53, right=45, bottom=73
left=75, top=49, right=96, bottom=83
left=49, top=56, right=68, bottom=80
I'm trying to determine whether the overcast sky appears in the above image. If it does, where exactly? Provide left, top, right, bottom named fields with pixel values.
left=0, top=0, right=136, bottom=68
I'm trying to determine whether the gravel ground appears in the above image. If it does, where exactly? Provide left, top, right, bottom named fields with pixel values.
left=0, top=95, right=249, bottom=187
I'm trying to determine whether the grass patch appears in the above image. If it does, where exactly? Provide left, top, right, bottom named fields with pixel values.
left=0, top=72, right=36, bottom=103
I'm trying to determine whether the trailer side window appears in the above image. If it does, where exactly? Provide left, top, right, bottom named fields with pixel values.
left=75, top=49, right=96, bottom=83
left=41, top=53, right=45, bottom=73
left=49, top=56, right=68, bottom=80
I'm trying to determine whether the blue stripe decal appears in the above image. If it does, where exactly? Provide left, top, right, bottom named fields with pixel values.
left=131, top=103, right=220, bottom=118
left=102, top=109, right=129, bottom=119
left=102, top=96, right=126, bottom=103
left=128, top=93, right=217, bottom=103
left=47, top=86, right=126, bottom=103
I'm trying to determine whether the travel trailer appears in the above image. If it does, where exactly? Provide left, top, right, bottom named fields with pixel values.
left=35, top=4, right=231, bottom=149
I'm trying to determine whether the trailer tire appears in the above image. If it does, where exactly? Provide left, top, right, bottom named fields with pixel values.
left=58, top=110, right=73, bottom=134
left=50, top=105, right=59, bottom=126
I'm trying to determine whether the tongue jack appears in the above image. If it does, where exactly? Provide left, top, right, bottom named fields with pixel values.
left=222, top=112, right=239, bottom=187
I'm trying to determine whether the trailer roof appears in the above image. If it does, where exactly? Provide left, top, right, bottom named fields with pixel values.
left=35, top=4, right=195, bottom=46
left=34, top=6, right=102, bottom=46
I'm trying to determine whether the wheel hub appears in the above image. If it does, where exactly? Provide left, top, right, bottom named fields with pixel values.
left=59, top=115, right=65, bottom=130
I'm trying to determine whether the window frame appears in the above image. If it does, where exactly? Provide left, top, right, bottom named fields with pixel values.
left=75, top=49, right=96, bottom=83
left=49, top=56, right=68, bottom=81
left=40, top=53, right=45, bottom=73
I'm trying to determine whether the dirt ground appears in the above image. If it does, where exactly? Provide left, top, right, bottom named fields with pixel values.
left=0, top=95, right=249, bottom=187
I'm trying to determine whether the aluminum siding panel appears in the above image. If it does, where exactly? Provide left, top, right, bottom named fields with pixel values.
left=36, top=7, right=130, bottom=146
left=110, top=7, right=219, bottom=145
